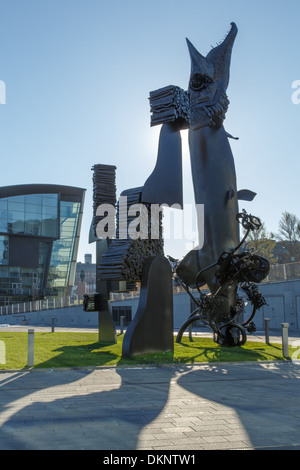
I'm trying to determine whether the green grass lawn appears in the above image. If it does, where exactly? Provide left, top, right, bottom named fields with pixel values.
left=0, top=331, right=297, bottom=370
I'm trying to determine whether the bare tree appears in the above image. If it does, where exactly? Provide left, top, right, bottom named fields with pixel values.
left=275, top=212, right=300, bottom=262
left=243, top=220, right=276, bottom=264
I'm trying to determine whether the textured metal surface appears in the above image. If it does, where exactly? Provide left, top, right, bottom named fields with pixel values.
left=96, top=279, right=117, bottom=344
left=96, top=238, right=117, bottom=343
left=122, top=255, right=174, bottom=357
left=91, top=164, right=117, bottom=239
left=176, top=24, right=241, bottom=324
left=98, top=187, right=164, bottom=281
left=89, top=164, right=118, bottom=343
left=142, top=122, right=183, bottom=207
left=174, top=211, right=269, bottom=346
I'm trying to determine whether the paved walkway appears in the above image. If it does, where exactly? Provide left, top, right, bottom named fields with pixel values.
left=1, top=361, right=300, bottom=450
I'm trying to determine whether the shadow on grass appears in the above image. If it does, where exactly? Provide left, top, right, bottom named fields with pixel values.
left=32, top=333, right=287, bottom=370
left=30, top=332, right=172, bottom=369
left=175, top=337, right=285, bottom=364
left=35, top=341, right=121, bottom=369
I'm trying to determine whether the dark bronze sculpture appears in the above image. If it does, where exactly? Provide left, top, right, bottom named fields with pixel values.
left=177, top=23, right=241, bottom=292
left=85, top=164, right=118, bottom=343
left=172, top=210, right=269, bottom=346
left=87, top=23, right=269, bottom=354
left=147, top=22, right=269, bottom=346
left=122, top=255, right=173, bottom=357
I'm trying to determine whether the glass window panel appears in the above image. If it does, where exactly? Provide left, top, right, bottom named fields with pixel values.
left=25, top=220, right=41, bottom=236
left=53, top=279, right=66, bottom=287
left=21, top=268, right=32, bottom=277
left=61, top=220, right=76, bottom=232
left=39, top=242, right=49, bottom=266
left=41, top=219, right=58, bottom=238
left=56, top=266, right=68, bottom=277
left=60, top=203, right=78, bottom=217
left=47, top=199, right=81, bottom=293
left=9, top=211, right=25, bottom=222
left=26, top=204, right=42, bottom=215
left=0, top=199, right=7, bottom=210
left=10, top=196, right=25, bottom=203
left=63, top=219, right=76, bottom=226
left=21, top=269, right=34, bottom=287
left=44, top=194, right=57, bottom=199
left=42, top=195, right=58, bottom=207
left=42, top=205, right=57, bottom=216
left=0, top=194, right=60, bottom=238
left=0, top=266, right=8, bottom=275
left=25, top=212, right=41, bottom=221
left=60, top=230, right=75, bottom=239
left=9, top=267, right=20, bottom=277
left=11, top=220, right=25, bottom=235
left=25, top=195, right=42, bottom=205
left=0, top=217, right=8, bottom=232
left=7, top=201, right=25, bottom=212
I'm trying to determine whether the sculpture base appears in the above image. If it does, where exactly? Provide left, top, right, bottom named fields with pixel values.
left=97, top=281, right=117, bottom=344
left=122, top=255, right=174, bottom=357
left=98, top=307, right=117, bottom=343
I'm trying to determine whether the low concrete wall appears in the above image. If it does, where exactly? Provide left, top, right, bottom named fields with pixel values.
left=254, top=279, right=300, bottom=330
left=111, top=292, right=191, bottom=330
left=236, top=280, right=300, bottom=330
left=112, top=280, right=300, bottom=331
left=0, top=305, right=98, bottom=328
left=0, top=279, right=299, bottom=331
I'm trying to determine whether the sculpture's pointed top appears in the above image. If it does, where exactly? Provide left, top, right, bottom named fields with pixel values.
left=206, top=22, right=238, bottom=87
left=186, top=37, right=214, bottom=79
left=186, top=23, right=237, bottom=90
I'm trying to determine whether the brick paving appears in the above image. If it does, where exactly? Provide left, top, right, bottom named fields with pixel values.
left=0, top=361, right=300, bottom=450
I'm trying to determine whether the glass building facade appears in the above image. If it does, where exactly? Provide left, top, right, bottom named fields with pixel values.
left=0, top=185, right=85, bottom=304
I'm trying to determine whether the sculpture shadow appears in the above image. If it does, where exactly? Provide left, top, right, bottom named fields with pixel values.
left=0, top=353, right=175, bottom=450
left=31, top=341, right=121, bottom=369
left=0, top=340, right=298, bottom=450
left=176, top=362, right=300, bottom=449
left=177, top=338, right=283, bottom=364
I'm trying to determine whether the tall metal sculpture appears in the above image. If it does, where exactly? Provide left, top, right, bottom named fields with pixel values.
left=146, top=22, right=269, bottom=346
left=86, top=23, right=269, bottom=354
left=84, top=164, right=118, bottom=343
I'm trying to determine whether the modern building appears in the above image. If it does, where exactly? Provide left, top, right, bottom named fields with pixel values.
left=0, top=184, right=85, bottom=305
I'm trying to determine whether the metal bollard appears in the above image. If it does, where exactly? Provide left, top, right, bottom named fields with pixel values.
left=281, top=323, right=289, bottom=358
left=51, top=316, right=55, bottom=333
left=120, top=316, right=124, bottom=334
left=28, top=329, right=34, bottom=367
left=264, top=318, right=270, bottom=344
left=188, top=324, right=193, bottom=342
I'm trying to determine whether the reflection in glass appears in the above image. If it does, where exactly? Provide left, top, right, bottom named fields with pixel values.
left=0, top=236, right=8, bottom=265
left=0, top=193, right=59, bottom=238
left=47, top=200, right=81, bottom=292
left=0, top=191, right=82, bottom=299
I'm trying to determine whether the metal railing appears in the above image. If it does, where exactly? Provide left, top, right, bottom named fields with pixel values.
left=266, top=261, right=300, bottom=283
left=0, top=296, right=83, bottom=316
left=1, top=261, right=300, bottom=315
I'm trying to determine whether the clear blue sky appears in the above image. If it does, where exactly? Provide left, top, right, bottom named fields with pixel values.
left=0, top=0, right=299, bottom=262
